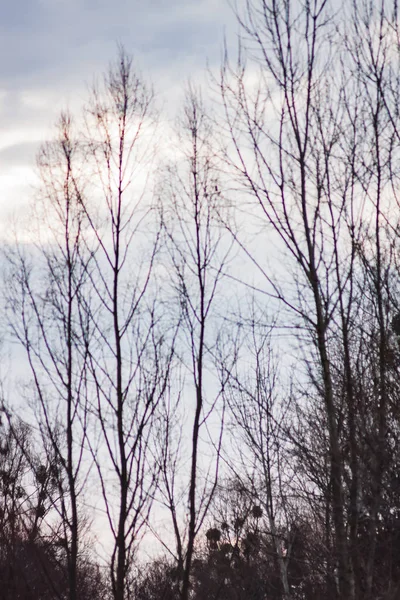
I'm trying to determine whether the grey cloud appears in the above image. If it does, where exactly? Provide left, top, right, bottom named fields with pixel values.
left=0, top=0, right=236, bottom=207
left=1, top=0, right=235, bottom=86
left=0, top=142, right=39, bottom=170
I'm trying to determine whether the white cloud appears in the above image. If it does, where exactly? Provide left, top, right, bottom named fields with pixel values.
left=0, top=0, right=237, bottom=240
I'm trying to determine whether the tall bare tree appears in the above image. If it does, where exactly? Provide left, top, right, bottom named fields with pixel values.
left=218, top=1, right=400, bottom=598
left=5, top=113, right=91, bottom=600
left=157, top=87, right=232, bottom=600
left=76, top=50, right=173, bottom=600
left=5, top=49, right=174, bottom=600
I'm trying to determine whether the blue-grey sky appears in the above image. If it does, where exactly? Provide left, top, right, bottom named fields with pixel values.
left=0, top=0, right=237, bottom=227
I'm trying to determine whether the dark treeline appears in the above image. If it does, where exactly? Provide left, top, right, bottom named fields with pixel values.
left=3, top=1, right=400, bottom=599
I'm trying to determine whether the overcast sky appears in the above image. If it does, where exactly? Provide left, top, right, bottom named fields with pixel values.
left=0, top=0, right=237, bottom=230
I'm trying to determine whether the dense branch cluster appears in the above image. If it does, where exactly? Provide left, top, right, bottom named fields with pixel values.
left=3, top=1, right=400, bottom=599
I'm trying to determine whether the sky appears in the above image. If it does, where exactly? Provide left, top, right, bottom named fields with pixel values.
left=0, top=1, right=240, bottom=555
left=0, top=0, right=237, bottom=232
left=0, top=0, right=241, bottom=449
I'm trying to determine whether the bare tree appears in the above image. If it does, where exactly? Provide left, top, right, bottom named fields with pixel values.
left=5, top=49, right=174, bottom=600
left=75, top=50, right=173, bottom=600
left=5, top=113, right=91, bottom=600
left=218, top=1, right=400, bottom=598
left=224, top=318, right=294, bottom=599
left=157, top=86, right=232, bottom=600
